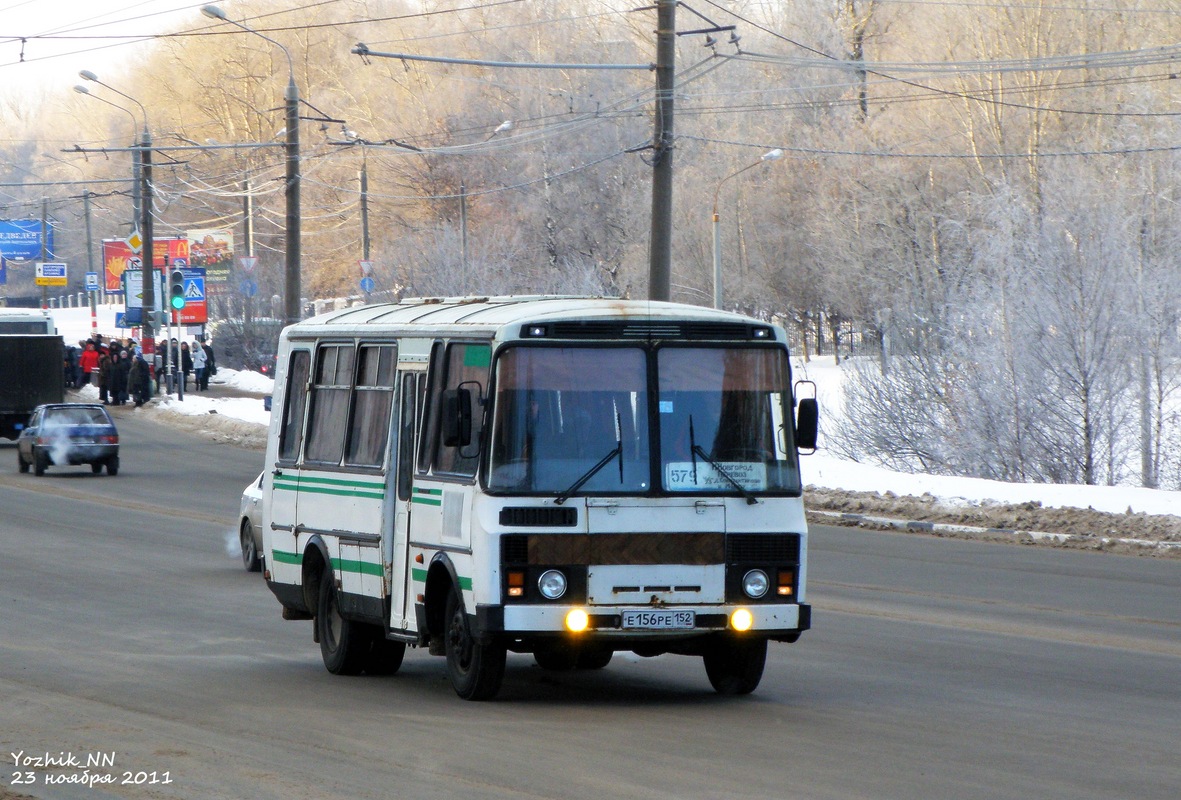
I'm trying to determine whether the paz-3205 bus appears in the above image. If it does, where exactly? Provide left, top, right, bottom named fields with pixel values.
left=260, top=296, right=818, bottom=700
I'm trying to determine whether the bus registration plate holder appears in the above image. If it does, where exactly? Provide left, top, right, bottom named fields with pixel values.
left=621, top=610, right=695, bottom=630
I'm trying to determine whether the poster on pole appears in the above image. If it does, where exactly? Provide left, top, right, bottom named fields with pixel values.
left=188, top=229, right=233, bottom=296
left=104, top=237, right=189, bottom=292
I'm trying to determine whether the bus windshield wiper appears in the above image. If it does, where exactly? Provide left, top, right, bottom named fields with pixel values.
left=555, top=411, right=624, bottom=506
left=688, top=415, right=758, bottom=505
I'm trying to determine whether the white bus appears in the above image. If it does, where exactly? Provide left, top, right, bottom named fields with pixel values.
left=0, top=308, right=55, bottom=334
left=260, top=296, right=818, bottom=700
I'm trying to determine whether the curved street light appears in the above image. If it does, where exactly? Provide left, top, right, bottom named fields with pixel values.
left=711, top=148, right=783, bottom=309
left=77, top=71, right=157, bottom=379
left=201, top=4, right=302, bottom=327
left=73, top=84, right=143, bottom=224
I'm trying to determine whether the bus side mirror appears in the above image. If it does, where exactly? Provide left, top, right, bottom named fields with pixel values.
left=795, top=397, right=819, bottom=452
left=441, top=388, right=473, bottom=447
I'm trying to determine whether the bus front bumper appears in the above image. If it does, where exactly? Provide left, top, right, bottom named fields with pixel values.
left=477, top=602, right=810, bottom=642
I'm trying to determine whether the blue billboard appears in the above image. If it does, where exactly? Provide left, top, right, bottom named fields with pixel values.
left=0, top=220, right=53, bottom=261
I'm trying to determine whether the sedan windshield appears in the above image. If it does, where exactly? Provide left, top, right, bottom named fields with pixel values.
left=486, top=344, right=802, bottom=497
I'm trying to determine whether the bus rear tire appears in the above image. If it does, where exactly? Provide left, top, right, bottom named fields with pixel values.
left=364, top=637, right=406, bottom=676
left=445, top=587, right=505, bottom=700
left=703, top=636, right=767, bottom=695
left=317, top=573, right=369, bottom=676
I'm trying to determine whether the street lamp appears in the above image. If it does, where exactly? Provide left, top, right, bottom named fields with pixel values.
left=201, top=4, right=302, bottom=328
left=73, top=84, right=143, bottom=231
left=711, top=148, right=782, bottom=309
left=78, top=71, right=157, bottom=381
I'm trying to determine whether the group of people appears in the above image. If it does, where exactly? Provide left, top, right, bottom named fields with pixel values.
left=68, top=334, right=216, bottom=406
left=158, top=337, right=217, bottom=392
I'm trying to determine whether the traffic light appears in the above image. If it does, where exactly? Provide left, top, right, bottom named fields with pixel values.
left=169, top=270, right=186, bottom=310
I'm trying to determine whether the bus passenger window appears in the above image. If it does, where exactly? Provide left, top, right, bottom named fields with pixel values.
left=304, top=344, right=355, bottom=464
left=278, top=350, right=311, bottom=462
left=345, top=344, right=397, bottom=467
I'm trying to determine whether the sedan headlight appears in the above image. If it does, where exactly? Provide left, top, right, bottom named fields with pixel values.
left=538, top=569, right=568, bottom=600
left=742, top=569, right=770, bottom=599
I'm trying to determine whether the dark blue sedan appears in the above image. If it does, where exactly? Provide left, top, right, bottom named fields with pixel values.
left=17, top=403, right=120, bottom=476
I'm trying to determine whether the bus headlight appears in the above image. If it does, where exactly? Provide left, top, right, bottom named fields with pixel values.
left=730, top=608, right=754, bottom=631
left=538, top=569, right=568, bottom=600
left=742, top=569, right=770, bottom=599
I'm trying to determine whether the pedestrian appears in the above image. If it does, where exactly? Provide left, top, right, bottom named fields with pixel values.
left=112, top=350, right=131, bottom=405
left=191, top=338, right=207, bottom=392
left=128, top=352, right=150, bottom=406
left=97, top=346, right=112, bottom=404
left=200, top=338, right=216, bottom=390
left=79, top=341, right=100, bottom=387
left=180, top=342, right=193, bottom=391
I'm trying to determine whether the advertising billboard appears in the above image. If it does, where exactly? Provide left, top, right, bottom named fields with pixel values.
left=103, top=237, right=189, bottom=293
left=188, top=229, right=233, bottom=296
left=0, top=220, right=53, bottom=261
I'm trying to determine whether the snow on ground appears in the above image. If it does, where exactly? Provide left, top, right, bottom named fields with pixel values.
left=47, top=305, right=1181, bottom=519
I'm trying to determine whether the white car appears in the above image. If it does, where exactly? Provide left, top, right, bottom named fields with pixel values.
left=238, top=472, right=264, bottom=572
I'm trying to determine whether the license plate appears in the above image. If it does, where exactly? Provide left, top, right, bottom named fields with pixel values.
left=621, top=610, right=695, bottom=630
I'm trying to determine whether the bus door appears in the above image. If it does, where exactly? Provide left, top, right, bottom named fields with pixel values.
left=269, top=347, right=312, bottom=581
left=388, top=369, right=426, bottom=631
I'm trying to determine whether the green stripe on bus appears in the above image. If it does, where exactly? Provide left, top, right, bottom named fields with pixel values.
left=411, top=567, right=471, bottom=591
left=273, top=475, right=385, bottom=500
left=332, top=557, right=383, bottom=577
left=274, top=550, right=380, bottom=578
left=273, top=550, right=302, bottom=565
left=411, top=487, right=443, bottom=506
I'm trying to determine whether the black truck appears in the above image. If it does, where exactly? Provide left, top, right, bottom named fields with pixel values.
left=0, top=333, right=66, bottom=440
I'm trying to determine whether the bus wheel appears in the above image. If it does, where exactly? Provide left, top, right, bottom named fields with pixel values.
left=703, top=636, right=767, bottom=695
left=317, top=573, right=369, bottom=676
left=444, top=587, right=505, bottom=700
left=577, top=648, right=613, bottom=670
left=533, top=643, right=578, bottom=671
left=364, top=637, right=407, bottom=676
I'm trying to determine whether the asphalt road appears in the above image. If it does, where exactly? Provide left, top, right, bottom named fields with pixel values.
left=1, top=414, right=1178, bottom=800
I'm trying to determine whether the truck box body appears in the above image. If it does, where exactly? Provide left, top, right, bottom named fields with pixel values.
left=0, top=334, right=65, bottom=439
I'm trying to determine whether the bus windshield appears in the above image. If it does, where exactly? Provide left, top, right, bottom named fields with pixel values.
left=485, top=344, right=802, bottom=496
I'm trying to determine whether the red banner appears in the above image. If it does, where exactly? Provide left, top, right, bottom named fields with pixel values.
left=103, top=237, right=189, bottom=292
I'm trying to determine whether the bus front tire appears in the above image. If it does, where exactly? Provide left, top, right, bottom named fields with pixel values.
left=444, top=588, right=505, bottom=701
left=317, top=574, right=369, bottom=676
left=703, top=636, right=767, bottom=695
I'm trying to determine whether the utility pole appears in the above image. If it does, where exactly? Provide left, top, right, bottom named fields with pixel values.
left=360, top=160, right=370, bottom=262
left=647, top=0, right=676, bottom=302
left=459, top=181, right=468, bottom=294
left=141, top=128, right=156, bottom=397
left=85, top=192, right=98, bottom=336
left=284, top=75, right=301, bottom=326
left=243, top=172, right=254, bottom=337
left=40, top=199, right=49, bottom=310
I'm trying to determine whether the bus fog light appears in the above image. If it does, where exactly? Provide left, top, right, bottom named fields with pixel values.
left=742, top=569, right=770, bottom=599
left=565, top=608, right=589, bottom=632
left=730, top=608, right=754, bottom=631
left=538, top=570, right=568, bottom=600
